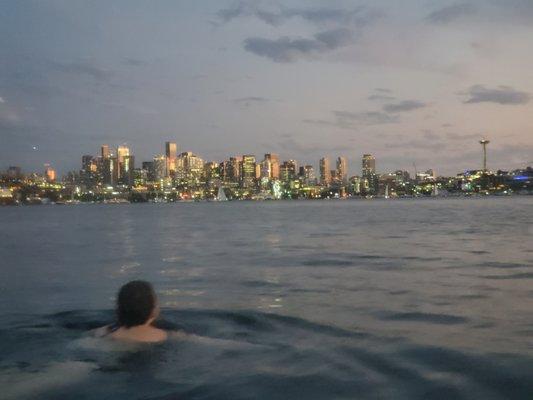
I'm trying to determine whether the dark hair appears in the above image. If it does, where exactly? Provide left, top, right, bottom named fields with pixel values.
left=116, top=280, right=157, bottom=328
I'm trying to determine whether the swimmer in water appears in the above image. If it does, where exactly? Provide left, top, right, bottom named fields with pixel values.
left=95, top=280, right=168, bottom=343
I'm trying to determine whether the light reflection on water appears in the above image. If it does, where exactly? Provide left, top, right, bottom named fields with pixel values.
left=0, top=197, right=532, bottom=399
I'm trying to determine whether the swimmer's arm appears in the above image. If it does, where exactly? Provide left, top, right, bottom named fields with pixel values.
left=92, top=325, right=111, bottom=338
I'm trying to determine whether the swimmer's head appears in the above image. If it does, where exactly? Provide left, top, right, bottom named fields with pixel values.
left=116, top=280, right=159, bottom=328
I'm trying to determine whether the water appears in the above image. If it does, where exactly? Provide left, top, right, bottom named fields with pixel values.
left=0, top=197, right=532, bottom=399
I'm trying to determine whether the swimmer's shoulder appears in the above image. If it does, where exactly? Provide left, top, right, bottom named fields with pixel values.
left=92, top=324, right=117, bottom=338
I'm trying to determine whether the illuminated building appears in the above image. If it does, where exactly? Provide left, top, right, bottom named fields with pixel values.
left=362, top=154, right=375, bottom=176
left=301, top=165, right=316, bottom=185
left=103, top=157, right=118, bottom=185
left=7, top=166, right=22, bottom=179
left=101, top=144, right=110, bottom=159
left=240, top=155, right=256, bottom=188
left=44, top=165, right=56, bottom=182
left=119, top=155, right=135, bottom=186
left=336, top=157, right=348, bottom=184
left=260, top=154, right=280, bottom=180
left=142, top=161, right=154, bottom=181
left=165, top=141, right=178, bottom=177
left=362, top=154, right=378, bottom=194
left=153, top=155, right=166, bottom=181
left=280, top=160, right=297, bottom=183
left=227, top=157, right=242, bottom=184
left=319, top=157, right=331, bottom=186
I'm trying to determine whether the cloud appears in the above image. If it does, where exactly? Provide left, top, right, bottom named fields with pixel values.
left=123, top=57, right=146, bottom=67
left=49, top=60, right=112, bottom=81
left=305, top=109, right=400, bottom=130
left=243, top=28, right=355, bottom=63
left=0, top=96, right=5, bottom=103
left=462, top=85, right=530, bottom=105
left=445, top=132, right=481, bottom=141
left=426, top=3, right=476, bottom=24
left=217, top=4, right=380, bottom=27
left=383, top=100, right=426, bottom=113
left=233, top=96, right=270, bottom=106
left=368, top=94, right=396, bottom=101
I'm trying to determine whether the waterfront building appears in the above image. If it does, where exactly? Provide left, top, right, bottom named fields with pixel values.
left=319, top=157, right=331, bottom=186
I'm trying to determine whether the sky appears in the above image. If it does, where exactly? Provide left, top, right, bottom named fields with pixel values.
left=1, top=0, right=532, bottom=176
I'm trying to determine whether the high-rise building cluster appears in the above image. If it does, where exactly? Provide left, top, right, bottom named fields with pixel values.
left=71, top=141, right=371, bottom=199
left=1, top=138, right=532, bottom=204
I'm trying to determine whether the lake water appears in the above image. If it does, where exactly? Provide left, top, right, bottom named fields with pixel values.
left=0, top=197, right=532, bottom=399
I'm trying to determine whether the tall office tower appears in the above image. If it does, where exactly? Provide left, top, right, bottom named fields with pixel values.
left=177, top=152, right=204, bottom=183
left=7, top=166, right=22, bottom=179
left=81, top=155, right=98, bottom=186
left=142, top=161, right=155, bottom=181
left=362, top=154, right=376, bottom=177
left=303, top=165, right=315, bottom=185
left=280, top=160, right=297, bottom=182
left=319, top=157, right=331, bottom=186
left=336, top=156, right=348, bottom=184
left=153, top=155, right=166, bottom=181
left=116, top=145, right=130, bottom=180
left=240, top=155, right=256, bottom=188
left=82, top=155, right=94, bottom=173
left=101, top=144, right=110, bottom=159
left=228, top=156, right=242, bottom=184
left=117, top=145, right=129, bottom=163
left=362, top=154, right=377, bottom=194
left=165, top=141, right=178, bottom=177
left=103, top=157, right=119, bottom=186
left=119, top=155, right=135, bottom=186
left=263, top=153, right=280, bottom=179
left=44, top=165, right=56, bottom=182
left=259, top=157, right=272, bottom=180
left=204, top=162, right=220, bottom=181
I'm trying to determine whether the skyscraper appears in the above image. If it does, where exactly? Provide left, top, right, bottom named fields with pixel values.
left=44, top=165, right=56, bottom=182
left=319, top=157, right=331, bottom=186
left=119, top=155, right=135, bottom=186
left=264, top=153, right=280, bottom=179
left=362, top=154, right=375, bottom=176
left=280, top=160, right=297, bottom=182
left=116, top=145, right=130, bottom=181
left=101, top=144, right=110, bottom=159
left=153, top=155, right=166, bottom=181
left=362, top=154, right=377, bottom=194
left=165, top=141, right=178, bottom=177
left=240, top=155, right=256, bottom=188
left=336, top=156, right=348, bottom=184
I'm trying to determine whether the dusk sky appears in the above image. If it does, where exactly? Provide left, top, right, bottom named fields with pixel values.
left=1, top=0, right=532, bottom=176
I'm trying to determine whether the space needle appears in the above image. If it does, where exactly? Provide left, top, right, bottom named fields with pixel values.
left=479, top=139, right=490, bottom=172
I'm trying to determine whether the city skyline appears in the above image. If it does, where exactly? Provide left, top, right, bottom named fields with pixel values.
left=1, top=1, right=533, bottom=175
left=4, top=137, right=510, bottom=182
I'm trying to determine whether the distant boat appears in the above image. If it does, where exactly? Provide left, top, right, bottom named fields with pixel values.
left=216, top=186, right=228, bottom=201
